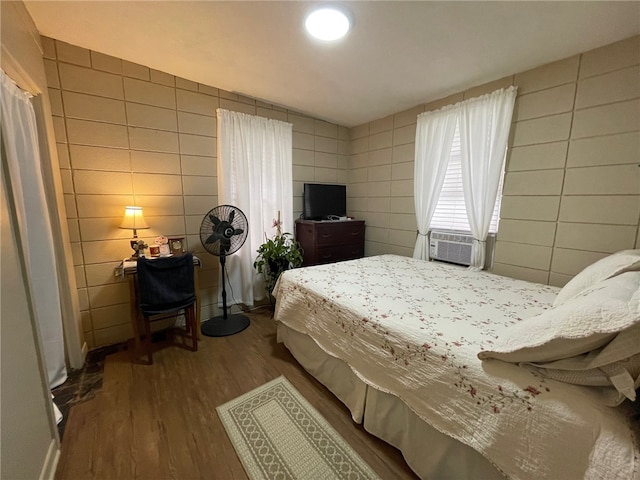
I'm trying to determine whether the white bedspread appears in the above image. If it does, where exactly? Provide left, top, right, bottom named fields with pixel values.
left=274, top=255, right=640, bottom=480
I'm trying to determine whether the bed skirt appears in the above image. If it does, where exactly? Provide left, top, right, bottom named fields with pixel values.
left=277, top=323, right=504, bottom=480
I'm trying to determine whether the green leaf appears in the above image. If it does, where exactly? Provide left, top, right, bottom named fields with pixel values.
left=253, top=232, right=304, bottom=296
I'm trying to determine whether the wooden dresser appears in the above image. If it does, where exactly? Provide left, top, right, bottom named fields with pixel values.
left=295, top=219, right=365, bottom=266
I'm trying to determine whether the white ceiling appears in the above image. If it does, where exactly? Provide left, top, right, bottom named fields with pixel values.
left=24, top=1, right=640, bottom=127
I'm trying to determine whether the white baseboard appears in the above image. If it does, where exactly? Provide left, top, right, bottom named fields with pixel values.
left=39, top=438, right=60, bottom=480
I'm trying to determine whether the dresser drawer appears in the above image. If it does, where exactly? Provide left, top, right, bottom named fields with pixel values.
left=296, top=219, right=365, bottom=266
left=316, top=244, right=365, bottom=263
left=316, top=222, right=365, bottom=246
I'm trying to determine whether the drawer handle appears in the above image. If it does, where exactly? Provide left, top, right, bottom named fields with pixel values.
left=350, top=231, right=360, bottom=236
left=322, top=253, right=333, bottom=259
left=321, top=233, right=333, bottom=238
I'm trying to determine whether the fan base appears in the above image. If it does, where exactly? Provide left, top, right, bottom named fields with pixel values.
left=200, top=314, right=250, bottom=337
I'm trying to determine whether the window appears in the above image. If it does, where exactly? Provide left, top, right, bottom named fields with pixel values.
left=429, top=123, right=505, bottom=233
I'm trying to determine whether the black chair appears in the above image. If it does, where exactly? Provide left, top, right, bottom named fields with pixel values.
left=136, top=253, right=198, bottom=364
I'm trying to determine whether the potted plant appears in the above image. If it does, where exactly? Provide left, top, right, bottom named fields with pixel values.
left=254, top=213, right=303, bottom=299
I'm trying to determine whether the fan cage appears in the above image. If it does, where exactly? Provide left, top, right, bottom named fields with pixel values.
left=199, top=205, right=248, bottom=257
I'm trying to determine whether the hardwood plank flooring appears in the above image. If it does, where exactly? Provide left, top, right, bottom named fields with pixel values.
left=55, top=308, right=419, bottom=479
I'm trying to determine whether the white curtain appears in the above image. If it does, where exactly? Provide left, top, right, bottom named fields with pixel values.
left=413, top=107, right=458, bottom=260
left=459, top=86, right=517, bottom=270
left=1, top=70, right=67, bottom=387
left=217, top=109, right=293, bottom=304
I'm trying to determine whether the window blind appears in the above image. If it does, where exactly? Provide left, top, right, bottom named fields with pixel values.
left=429, top=125, right=504, bottom=233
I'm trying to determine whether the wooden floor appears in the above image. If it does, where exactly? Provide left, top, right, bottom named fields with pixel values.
left=55, top=308, right=419, bottom=479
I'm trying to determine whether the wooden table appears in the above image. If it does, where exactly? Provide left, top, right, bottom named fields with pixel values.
left=116, top=255, right=202, bottom=359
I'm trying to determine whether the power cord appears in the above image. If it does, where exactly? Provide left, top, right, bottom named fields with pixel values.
left=223, top=260, right=240, bottom=312
left=223, top=260, right=274, bottom=314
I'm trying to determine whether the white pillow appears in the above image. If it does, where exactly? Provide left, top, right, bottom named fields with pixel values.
left=521, top=363, right=640, bottom=407
left=478, top=271, right=640, bottom=364
left=522, top=323, right=640, bottom=404
left=554, top=249, right=640, bottom=307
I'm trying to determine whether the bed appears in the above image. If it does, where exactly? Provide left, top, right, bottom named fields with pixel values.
left=273, top=254, right=640, bottom=479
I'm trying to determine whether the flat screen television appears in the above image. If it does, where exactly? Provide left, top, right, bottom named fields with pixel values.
left=303, top=183, right=346, bottom=220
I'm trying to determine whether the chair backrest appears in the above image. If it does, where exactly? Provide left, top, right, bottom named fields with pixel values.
left=137, top=253, right=196, bottom=314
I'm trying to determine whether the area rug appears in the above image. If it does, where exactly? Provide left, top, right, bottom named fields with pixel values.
left=216, top=376, right=381, bottom=480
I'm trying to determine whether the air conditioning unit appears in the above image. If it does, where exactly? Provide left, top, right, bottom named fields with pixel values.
left=429, top=230, right=474, bottom=266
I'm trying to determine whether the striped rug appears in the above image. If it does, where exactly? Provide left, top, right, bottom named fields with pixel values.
left=217, top=376, right=381, bottom=480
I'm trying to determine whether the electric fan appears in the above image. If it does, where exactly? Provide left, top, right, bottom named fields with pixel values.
left=199, top=205, right=250, bottom=337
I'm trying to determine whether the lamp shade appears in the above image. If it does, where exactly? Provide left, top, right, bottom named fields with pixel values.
left=119, top=206, right=149, bottom=231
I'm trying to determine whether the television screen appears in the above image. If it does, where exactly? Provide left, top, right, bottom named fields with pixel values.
left=303, top=183, right=346, bottom=220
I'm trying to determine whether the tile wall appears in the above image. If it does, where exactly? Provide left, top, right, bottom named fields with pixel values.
left=43, top=34, right=638, bottom=348
left=348, top=35, right=640, bottom=286
left=43, top=37, right=348, bottom=348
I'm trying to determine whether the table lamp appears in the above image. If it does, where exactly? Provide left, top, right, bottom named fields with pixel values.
left=119, top=206, right=149, bottom=259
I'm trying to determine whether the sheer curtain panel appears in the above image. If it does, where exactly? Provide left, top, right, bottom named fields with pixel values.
left=1, top=70, right=67, bottom=387
left=413, top=107, right=458, bottom=260
left=217, top=109, right=293, bottom=304
left=459, top=86, right=517, bottom=270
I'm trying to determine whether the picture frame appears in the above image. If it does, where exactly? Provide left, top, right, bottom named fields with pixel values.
left=168, top=237, right=185, bottom=255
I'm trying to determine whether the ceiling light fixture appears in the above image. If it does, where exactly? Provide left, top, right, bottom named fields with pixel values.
left=305, top=6, right=351, bottom=41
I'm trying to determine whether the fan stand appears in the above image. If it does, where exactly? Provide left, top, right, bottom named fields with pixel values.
left=200, top=253, right=250, bottom=337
